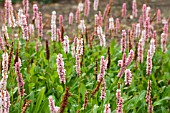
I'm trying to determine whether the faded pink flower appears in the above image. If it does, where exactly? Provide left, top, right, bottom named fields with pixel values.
left=115, top=18, right=120, bottom=35
left=51, top=11, right=57, bottom=41
left=69, top=12, right=74, bottom=25
left=63, top=35, right=70, bottom=53
left=93, top=0, right=99, bottom=11
left=157, top=9, right=161, bottom=23
left=109, top=17, right=114, bottom=30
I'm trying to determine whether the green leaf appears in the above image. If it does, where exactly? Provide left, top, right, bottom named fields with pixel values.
left=33, top=87, right=46, bottom=113
left=153, top=96, right=170, bottom=106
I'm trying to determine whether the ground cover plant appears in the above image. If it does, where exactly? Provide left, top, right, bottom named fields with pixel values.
left=0, top=0, right=170, bottom=113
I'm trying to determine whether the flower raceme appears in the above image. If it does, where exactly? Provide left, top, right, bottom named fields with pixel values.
left=100, top=79, right=106, bottom=100
left=109, top=17, right=114, bottom=31
left=75, top=54, right=81, bottom=76
left=146, top=50, right=152, bottom=75
left=132, top=0, right=137, bottom=18
left=48, top=96, right=60, bottom=113
left=97, top=56, right=107, bottom=82
left=124, top=69, right=132, bottom=86
left=56, top=54, right=66, bottom=84
left=15, top=61, right=25, bottom=97
left=122, top=3, right=126, bottom=18
left=137, top=39, right=144, bottom=63
left=51, top=11, right=57, bottom=41
left=0, top=90, right=11, bottom=113
left=116, top=89, right=124, bottom=113
left=104, top=104, right=111, bottom=113
left=38, top=12, right=43, bottom=38
left=118, top=50, right=134, bottom=78
left=63, top=35, right=70, bottom=53
left=69, top=12, right=74, bottom=25
left=84, top=0, right=90, bottom=17
left=93, top=0, right=99, bottom=11
left=121, top=30, right=126, bottom=53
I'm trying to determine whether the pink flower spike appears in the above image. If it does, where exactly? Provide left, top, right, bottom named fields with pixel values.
left=97, top=56, right=107, bottom=81
left=109, top=17, right=114, bottom=30
left=132, top=0, right=137, bottom=18
left=32, top=4, right=38, bottom=21
left=161, top=33, right=167, bottom=53
left=104, top=104, right=111, bottom=113
left=122, top=3, right=127, bottom=18
left=137, top=39, right=144, bottom=63
left=76, top=9, right=80, bottom=24
left=93, top=0, right=99, bottom=11
left=146, top=50, right=152, bottom=75
left=57, top=28, right=61, bottom=42
left=76, top=54, right=81, bottom=76
left=135, top=23, right=140, bottom=37
left=115, top=18, right=120, bottom=35
left=51, top=11, right=57, bottom=41
left=22, top=0, right=29, bottom=15
left=118, top=53, right=126, bottom=78
left=69, top=12, right=74, bottom=25
left=0, top=36, right=4, bottom=51
left=15, top=61, right=25, bottom=97
left=121, top=30, right=126, bottom=53
left=56, top=54, right=66, bottom=84
left=116, top=89, right=124, bottom=113
left=163, top=22, right=168, bottom=38
left=59, top=15, right=63, bottom=28
left=84, top=0, right=90, bottom=17
left=100, top=79, right=106, bottom=100
left=142, top=4, right=147, bottom=22
left=38, top=12, right=43, bottom=38
left=63, top=35, right=70, bottom=53
left=126, top=49, right=134, bottom=66
left=48, top=96, right=60, bottom=113
left=124, top=69, right=132, bottom=86
left=157, top=9, right=161, bottom=23
left=98, top=11, right=103, bottom=27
